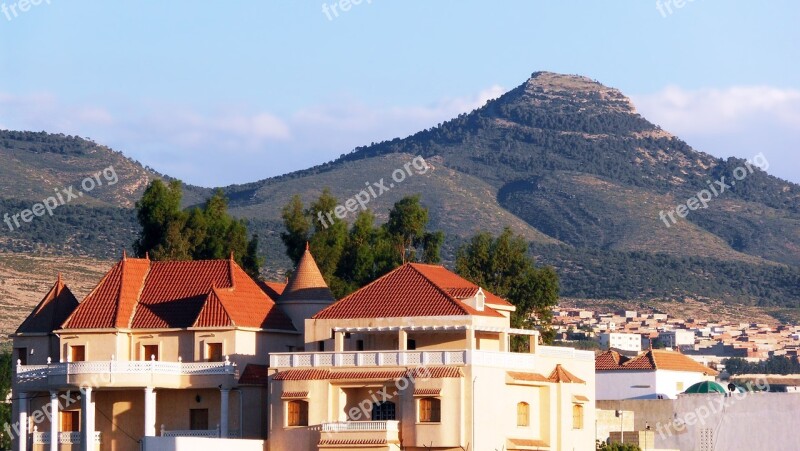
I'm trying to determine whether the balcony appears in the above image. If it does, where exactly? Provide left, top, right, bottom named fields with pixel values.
left=270, top=348, right=593, bottom=370
left=319, top=421, right=399, bottom=448
left=32, top=430, right=102, bottom=445
left=15, top=359, right=237, bottom=390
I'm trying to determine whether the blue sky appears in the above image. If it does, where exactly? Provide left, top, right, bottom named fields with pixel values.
left=1, top=0, right=798, bottom=186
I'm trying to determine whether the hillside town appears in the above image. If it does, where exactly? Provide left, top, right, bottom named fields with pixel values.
left=552, top=307, right=800, bottom=362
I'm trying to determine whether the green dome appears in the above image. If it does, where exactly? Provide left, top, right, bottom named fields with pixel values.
left=683, top=381, right=727, bottom=394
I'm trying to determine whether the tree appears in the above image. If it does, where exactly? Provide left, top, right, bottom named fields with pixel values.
left=456, top=228, right=560, bottom=344
left=385, top=195, right=429, bottom=263
left=281, top=191, right=443, bottom=298
left=0, top=351, right=11, bottom=450
left=133, top=180, right=263, bottom=278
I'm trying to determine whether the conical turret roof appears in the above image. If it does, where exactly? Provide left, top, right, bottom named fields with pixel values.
left=280, top=245, right=335, bottom=302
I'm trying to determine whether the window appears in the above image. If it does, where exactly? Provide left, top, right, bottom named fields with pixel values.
left=206, top=343, right=223, bottom=362
left=287, top=400, right=309, bottom=427
left=15, top=348, right=27, bottom=366
left=142, top=345, right=159, bottom=361
left=371, top=401, right=396, bottom=421
left=419, top=398, right=441, bottom=423
left=407, top=339, right=417, bottom=350
left=70, top=345, right=86, bottom=362
left=317, top=341, right=325, bottom=352
left=356, top=340, right=364, bottom=351
left=517, top=402, right=529, bottom=427
left=190, top=409, right=209, bottom=430
left=61, top=411, right=80, bottom=432
left=572, top=404, right=584, bottom=429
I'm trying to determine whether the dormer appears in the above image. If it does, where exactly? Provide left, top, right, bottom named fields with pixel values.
left=463, top=287, right=486, bottom=312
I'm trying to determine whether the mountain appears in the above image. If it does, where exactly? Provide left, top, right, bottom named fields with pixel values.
left=1, top=72, right=799, bottom=318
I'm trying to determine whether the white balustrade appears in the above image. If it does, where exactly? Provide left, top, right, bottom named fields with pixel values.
left=32, top=431, right=101, bottom=444
left=321, top=420, right=398, bottom=432
left=15, top=360, right=236, bottom=383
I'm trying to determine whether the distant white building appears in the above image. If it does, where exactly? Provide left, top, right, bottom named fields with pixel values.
left=599, top=332, right=642, bottom=352
left=659, top=329, right=695, bottom=347
left=595, top=349, right=718, bottom=400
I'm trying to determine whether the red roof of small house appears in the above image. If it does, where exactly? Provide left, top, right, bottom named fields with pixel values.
left=548, top=364, right=585, bottom=383
left=595, top=349, right=718, bottom=375
left=61, top=256, right=295, bottom=331
left=16, top=274, right=79, bottom=334
left=312, top=263, right=506, bottom=319
left=279, top=246, right=335, bottom=302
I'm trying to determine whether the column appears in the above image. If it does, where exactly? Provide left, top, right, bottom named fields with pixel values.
left=17, top=392, right=28, bottom=451
left=80, top=387, right=95, bottom=451
left=220, top=389, right=230, bottom=438
left=499, top=331, right=509, bottom=352
left=334, top=331, right=345, bottom=352
left=398, top=329, right=408, bottom=351
left=49, top=391, right=59, bottom=451
left=466, top=328, right=476, bottom=350
left=144, top=388, right=157, bottom=437
left=529, top=333, right=538, bottom=354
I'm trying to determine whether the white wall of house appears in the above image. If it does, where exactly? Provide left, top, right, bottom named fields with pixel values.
left=597, top=370, right=714, bottom=400
left=599, top=333, right=642, bottom=352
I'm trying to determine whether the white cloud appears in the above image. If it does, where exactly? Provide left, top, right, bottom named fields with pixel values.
left=633, top=85, right=800, bottom=184
left=0, top=85, right=505, bottom=186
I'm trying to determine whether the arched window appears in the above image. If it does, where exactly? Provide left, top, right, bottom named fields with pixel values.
left=287, top=400, right=309, bottom=426
left=572, top=403, right=584, bottom=429
left=419, top=398, right=441, bottom=423
left=517, top=402, right=529, bottom=427
left=371, top=401, right=396, bottom=421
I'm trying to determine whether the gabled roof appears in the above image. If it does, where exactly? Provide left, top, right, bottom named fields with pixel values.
left=312, top=263, right=505, bottom=319
left=258, top=280, right=286, bottom=300
left=279, top=245, right=334, bottom=302
left=409, top=263, right=513, bottom=307
left=548, top=364, right=585, bottom=384
left=15, top=274, right=79, bottom=334
left=61, top=256, right=295, bottom=331
left=595, top=349, right=719, bottom=375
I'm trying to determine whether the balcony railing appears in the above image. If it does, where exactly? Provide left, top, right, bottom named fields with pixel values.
left=321, top=421, right=399, bottom=433
left=270, top=348, right=593, bottom=370
left=32, top=431, right=102, bottom=444
left=15, top=359, right=237, bottom=383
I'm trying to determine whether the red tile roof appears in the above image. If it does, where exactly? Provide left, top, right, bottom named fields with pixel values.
left=61, top=257, right=295, bottom=331
left=319, top=439, right=389, bottom=446
left=548, top=364, right=585, bottom=384
left=239, top=364, right=270, bottom=385
left=280, top=246, right=334, bottom=302
left=281, top=391, right=309, bottom=398
left=313, top=263, right=505, bottom=319
left=16, top=275, right=79, bottom=334
left=413, top=388, right=441, bottom=396
left=409, top=263, right=513, bottom=307
left=595, top=349, right=718, bottom=375
left=507, top=371, right=550, bottom=383
left=258, top=281, right=286, bottom=300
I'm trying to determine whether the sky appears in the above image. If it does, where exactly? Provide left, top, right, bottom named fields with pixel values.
left=0, top=0, right=798, bottom=187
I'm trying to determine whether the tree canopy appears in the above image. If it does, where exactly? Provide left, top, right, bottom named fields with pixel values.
left=456, top=228, right=560, bottom=344
left=281, top=190, right=442, bottom=298
left=133, top=180, right=262, bottom=277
